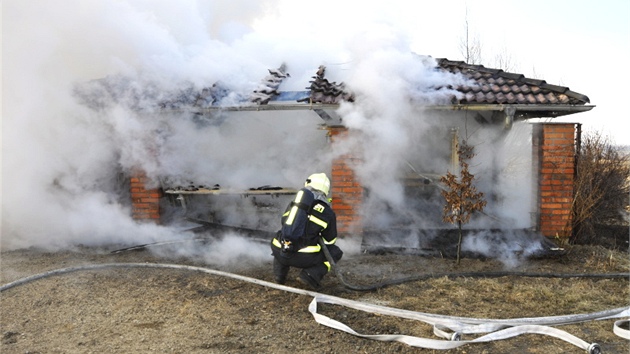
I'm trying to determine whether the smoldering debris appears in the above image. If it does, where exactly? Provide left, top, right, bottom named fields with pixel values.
left=361, top=228, right=565, bottom=266
left=123, top=231, right=273, bottom=268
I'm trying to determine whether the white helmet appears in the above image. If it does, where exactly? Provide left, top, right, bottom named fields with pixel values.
left=305, top=173, right=330, bottom=197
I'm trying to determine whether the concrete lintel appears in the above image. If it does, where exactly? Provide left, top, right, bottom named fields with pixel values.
left=160, top=103, right=595, bottom=122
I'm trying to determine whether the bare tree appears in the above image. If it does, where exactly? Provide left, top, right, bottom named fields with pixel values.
left=458, top=6, right=520, bottom=72
left=458, top=6, right=483, bottom=65
left=493, top=44, right=518, bottom=72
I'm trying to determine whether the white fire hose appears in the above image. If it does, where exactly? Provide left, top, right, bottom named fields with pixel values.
left=1, top=262, right=628, bottom=353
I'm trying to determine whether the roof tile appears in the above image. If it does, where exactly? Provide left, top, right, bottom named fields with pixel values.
left=299, top=65, right=354, bottom=104
left=249, top=64, right=290, bottom=105
left=436, top=59, right=590, bottom=105
left=525, top=94, right=537, bottom=104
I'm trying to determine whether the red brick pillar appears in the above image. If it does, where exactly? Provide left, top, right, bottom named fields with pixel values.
left=328, top=126, right=363, bottom=237
left=130, top=170, right=162, bottom=223
left=533, top=123, right=579, bottom=238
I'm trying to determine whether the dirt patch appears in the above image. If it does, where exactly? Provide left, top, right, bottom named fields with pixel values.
left=1, top=241, right=629, bottom=353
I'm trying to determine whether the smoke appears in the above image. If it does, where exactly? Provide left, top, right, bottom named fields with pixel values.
left=462, top=229, right=544, bottom=269
left=333, top=26, right=469, bottom=227
left=326, top=26, right=538, bottom=264
left=149, top=232, right=271, bottom=268
left=2, top=0, right=541, bottom=267
left=2, top=0, right=291, bottom=251
left=1, top=0, right=346, bottom=252
left=472, top=122, right=535, bottom=229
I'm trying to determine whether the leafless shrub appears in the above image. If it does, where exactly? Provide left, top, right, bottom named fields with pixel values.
left=440, top=140, right=487, bottom=264
left=572, top=131, right=630, bottom=245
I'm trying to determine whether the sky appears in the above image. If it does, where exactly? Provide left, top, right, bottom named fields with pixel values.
left=1, top=0, right=628, bottom=254
left=249, top=0, right=630, bottom=146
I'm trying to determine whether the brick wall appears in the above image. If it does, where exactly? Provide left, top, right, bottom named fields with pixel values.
left=533, top=123, right=580, bottom=238
left=131, top=122, right=580, bottom=240
left=328, top=127, right=363, bottom=236
left=130, top=170, right=162, bottom=223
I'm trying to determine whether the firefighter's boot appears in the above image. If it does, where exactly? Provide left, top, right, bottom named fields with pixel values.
left=298, top=269, right=322, bottom=290
left=273, top=258, right=289, bottom=284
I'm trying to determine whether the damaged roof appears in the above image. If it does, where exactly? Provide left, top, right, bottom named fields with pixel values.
left=293, top=59, right=591, bottom=111
left=76, top=57, right=593, bottom=120
left=180, top=58, right=593, bottom=119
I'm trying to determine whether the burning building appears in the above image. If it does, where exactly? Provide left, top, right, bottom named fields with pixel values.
left=77, top=56, right=592, bottom=259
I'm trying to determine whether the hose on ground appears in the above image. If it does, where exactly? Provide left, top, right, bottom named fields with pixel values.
left=1, top=262, right=627, bottom=353
left=318, top=238, right=629, bottom=292
left=111, top=236, right=629, bottom=292
left=109, top=236, right=628, bottom=292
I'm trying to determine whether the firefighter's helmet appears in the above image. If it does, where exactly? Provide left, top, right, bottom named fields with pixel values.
left=305, top=173, right=330, bottom=197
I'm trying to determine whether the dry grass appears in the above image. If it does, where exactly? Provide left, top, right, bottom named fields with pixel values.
left=1, top=244, right=628, bottom=353
left=320, top=243, right=630, bottom=353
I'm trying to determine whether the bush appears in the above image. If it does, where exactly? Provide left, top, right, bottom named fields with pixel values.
left=572, top=131, right=630, bottom=247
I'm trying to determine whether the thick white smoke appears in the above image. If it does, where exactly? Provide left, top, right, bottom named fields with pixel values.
left=2, top=0, right=286, bottom=250
left=2, top=0, right=539, bottom=266
left=336, top=25, right=468, bottom=211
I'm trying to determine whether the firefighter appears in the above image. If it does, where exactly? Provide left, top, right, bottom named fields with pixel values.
left=270, top=173, right=343, bottom=290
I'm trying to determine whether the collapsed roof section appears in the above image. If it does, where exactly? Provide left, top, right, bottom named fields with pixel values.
left=298, top=65, right=355, bottom=104
left=74, top=57, right=593, bottom=125
left=158, top=64, right=355, bottom=108
left=249, top=64, right=291, bottom=105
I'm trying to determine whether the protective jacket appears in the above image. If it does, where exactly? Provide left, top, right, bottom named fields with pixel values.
left=272, top=189, right=338, bottom=254
left=270, top=186, right=342, bottom=288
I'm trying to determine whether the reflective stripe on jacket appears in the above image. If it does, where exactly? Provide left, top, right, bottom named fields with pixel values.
left=272, top=237, right=321, bottom=253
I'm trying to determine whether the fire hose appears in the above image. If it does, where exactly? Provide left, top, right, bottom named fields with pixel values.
left=1, top=262, right=628, bottom=353
left=317, top=238, right=630, bottom=291
left=110, top=236, right=629, bottom=292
